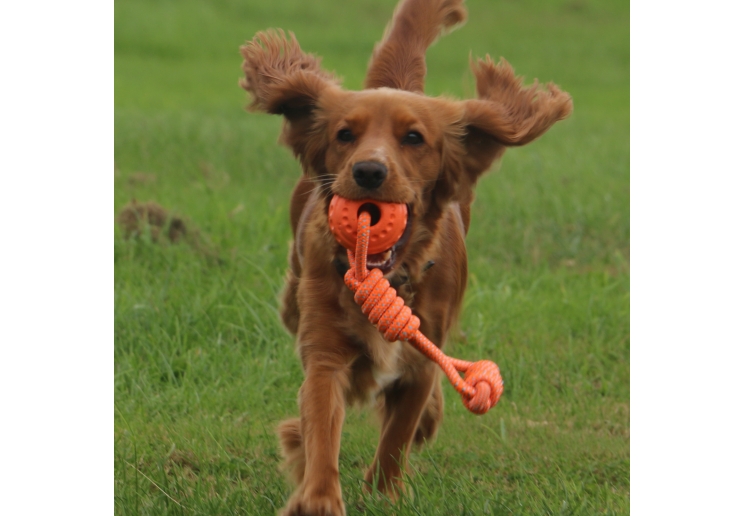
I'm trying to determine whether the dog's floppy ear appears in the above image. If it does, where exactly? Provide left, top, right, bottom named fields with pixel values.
left=240, top=30, right=340, bottom=173
left=461, top=56, right=572, bottom=170
left=437, top=57, right=572, bottom=207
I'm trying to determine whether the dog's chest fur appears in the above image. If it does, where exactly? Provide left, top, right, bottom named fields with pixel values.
left=367, top=338, right=403, bottom=401
left=339, top=285, right=429, bottom=405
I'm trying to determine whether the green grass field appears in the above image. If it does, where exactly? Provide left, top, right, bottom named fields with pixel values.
left=114, top=0, right=629, bottom=513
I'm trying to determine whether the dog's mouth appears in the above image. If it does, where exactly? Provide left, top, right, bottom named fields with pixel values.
left=362, top=205, right=413, bottom=274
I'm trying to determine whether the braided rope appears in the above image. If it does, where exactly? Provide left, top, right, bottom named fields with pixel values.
left=343, top=211, right=504, bottom=415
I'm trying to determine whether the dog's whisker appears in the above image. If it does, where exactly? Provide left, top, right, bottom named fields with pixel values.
left=299, top=186, right=331, bottom=197
left=298, top=182, right=335, bottom=198
left=406, top=179, right=437, bottom=184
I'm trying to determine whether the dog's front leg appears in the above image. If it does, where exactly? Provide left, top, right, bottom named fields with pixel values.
left=365, top=359, right=439, bottom=497
left=281, top=348, right=353, bottom=516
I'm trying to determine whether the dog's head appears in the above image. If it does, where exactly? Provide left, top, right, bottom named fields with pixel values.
left=240, top=30, right=571, bottom=272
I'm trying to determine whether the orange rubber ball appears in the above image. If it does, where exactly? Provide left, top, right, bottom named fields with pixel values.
left=328, top=195, right=408, bottom=254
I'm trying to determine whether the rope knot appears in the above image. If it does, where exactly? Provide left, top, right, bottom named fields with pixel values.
left=337, top=201, right=503, bottom=416
left=461, top=360, right=504, bottom=415
left=344, top=264, right=421, bottom=342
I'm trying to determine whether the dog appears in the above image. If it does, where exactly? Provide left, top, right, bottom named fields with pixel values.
left=240, top=0, right=572, bottom=513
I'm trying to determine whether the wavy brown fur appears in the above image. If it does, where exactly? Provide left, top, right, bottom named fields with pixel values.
left=365, top=0, right=467, bottom=92
left=239, top=1, right=572, bottom=514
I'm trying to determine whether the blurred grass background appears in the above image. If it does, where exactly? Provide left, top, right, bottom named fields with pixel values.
left=114, top=0, right=629, bottom=513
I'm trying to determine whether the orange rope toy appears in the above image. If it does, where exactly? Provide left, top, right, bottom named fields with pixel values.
left=336, top=201, right=504, bottom=415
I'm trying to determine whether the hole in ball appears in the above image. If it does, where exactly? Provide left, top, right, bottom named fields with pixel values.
left=358, top=203, right=382, bottom=226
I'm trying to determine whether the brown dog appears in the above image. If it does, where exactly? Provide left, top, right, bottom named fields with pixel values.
left=240, top=0, right=571, bottom=513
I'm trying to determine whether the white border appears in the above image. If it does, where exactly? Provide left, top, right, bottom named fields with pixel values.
left=0, top=1, right=112, bottom=514
left=632, top=0, right=744, bottom=513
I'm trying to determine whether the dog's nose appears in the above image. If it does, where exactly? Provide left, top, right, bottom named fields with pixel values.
left=352, top=161, right=388, bottom=190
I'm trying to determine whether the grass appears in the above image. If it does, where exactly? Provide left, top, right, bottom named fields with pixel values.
left=114, top=0, right=629, bottom=514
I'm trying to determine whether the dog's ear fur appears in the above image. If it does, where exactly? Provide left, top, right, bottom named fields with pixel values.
left=463, top=57, right=573, bottom=149
left=365, top=0, right=467, bottom=92
left=240, top=30, right=340, bottom=174
left=438, top=56, right=573, bottom=205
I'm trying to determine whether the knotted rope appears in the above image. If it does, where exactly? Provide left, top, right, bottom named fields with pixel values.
left=343, top=211, right=504, bottom=414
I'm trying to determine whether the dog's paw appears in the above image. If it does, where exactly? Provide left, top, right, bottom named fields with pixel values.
left=279, top=489, right=346, bottom=516
left=363, top=469, right=408, bottom=501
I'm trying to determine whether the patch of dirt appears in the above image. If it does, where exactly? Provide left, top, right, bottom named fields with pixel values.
left=168, top=449, right=201, bottom=471
left=118, top=200, right=187, bottom=243
left=117, top=199, right=221, bottom=263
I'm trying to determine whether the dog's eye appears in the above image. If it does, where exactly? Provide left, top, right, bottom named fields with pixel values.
left=402, top=131, right=424, bottom=146
left=337, top=129, right=355, bottom=143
